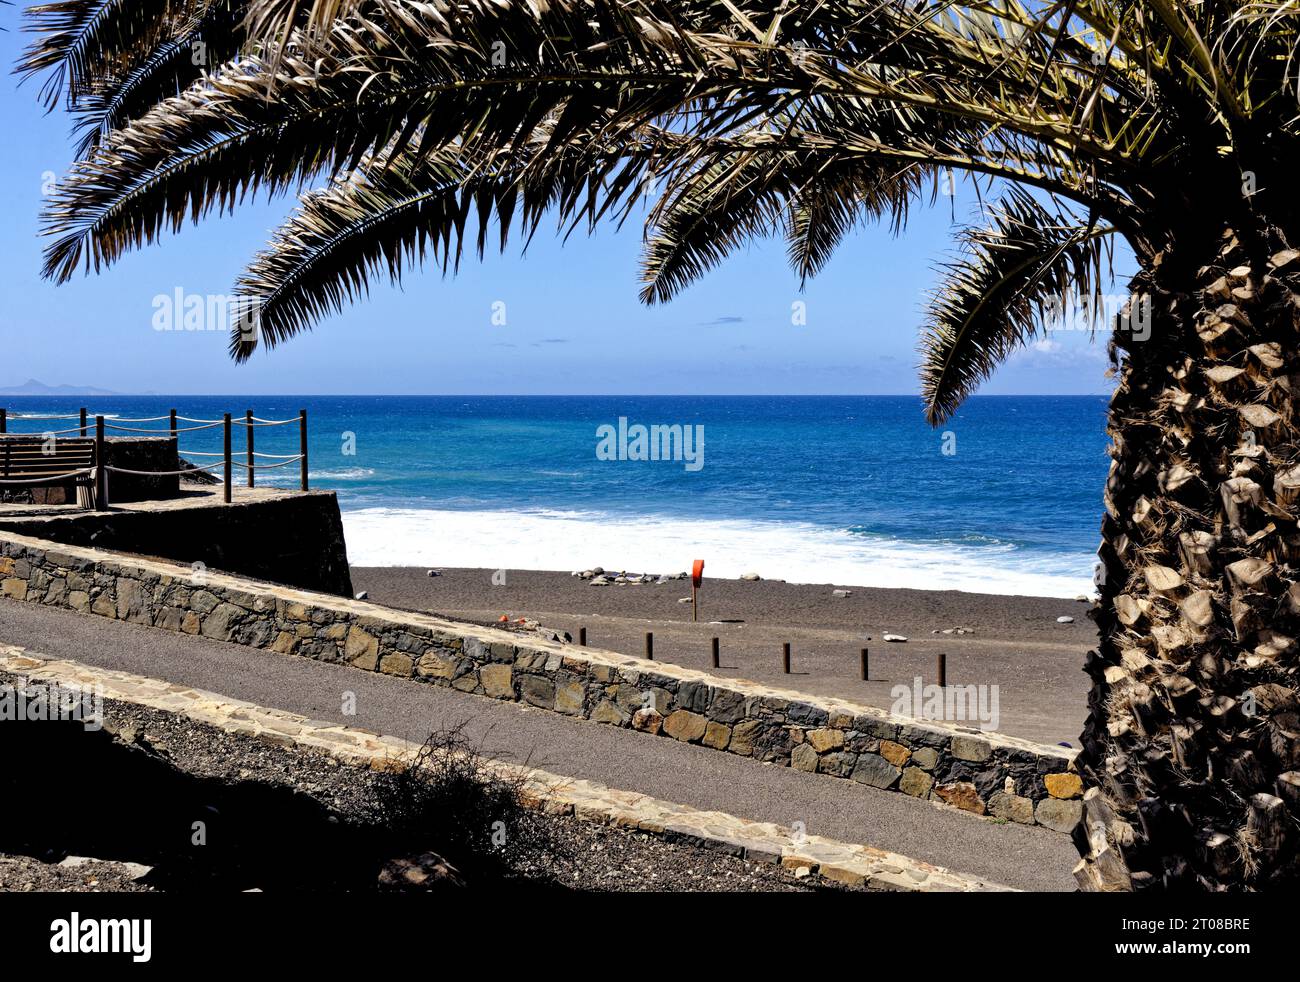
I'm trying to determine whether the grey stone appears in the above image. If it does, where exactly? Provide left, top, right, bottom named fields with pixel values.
left=519, top=675, right=556, bottom=710
left=1035, top=797, right=1083, bottom=833
left=676, top=680, right=710, bottom=713
left=817, top=751, right=858, bottom=778
left=951, top=735, right=993, bottom=762
left=190, top=590, right=220, bottom=615
left=200, top=603, right=243, bottom=642
left=851, top=753, right=900, bottom=789
left=898, top=724, right=951, bottom=749
left=989, top=792, right=1036, bottom=825
left=791, top=743, right=820, bottom=772
left=911, top=746, right=940, bottom=771
left=900, top=767, right=934, bottom=798
left=707, top=688, right=747, bottom=724
left=787, top=702, right=830, bottom=727
left=728, top=719, right=764, bottom=756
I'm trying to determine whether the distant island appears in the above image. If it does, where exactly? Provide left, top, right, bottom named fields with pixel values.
left=0, top=379, right=122, bottom=397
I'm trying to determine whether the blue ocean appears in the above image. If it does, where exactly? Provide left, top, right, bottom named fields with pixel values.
left=2, top=395, right=1110, bottom=597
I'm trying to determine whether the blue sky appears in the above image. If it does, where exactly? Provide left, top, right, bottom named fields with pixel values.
left=0, top=16, right=1124, bottom=397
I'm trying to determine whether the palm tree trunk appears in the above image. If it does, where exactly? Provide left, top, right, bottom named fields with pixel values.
left=1074, top=227, right=1300, bottom=890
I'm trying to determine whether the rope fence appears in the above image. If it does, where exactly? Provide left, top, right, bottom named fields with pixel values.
left=0, top=406, right=311, bottom=506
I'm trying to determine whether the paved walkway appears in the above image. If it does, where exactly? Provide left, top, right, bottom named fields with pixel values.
left=0, top=600, right=1079, bottom=890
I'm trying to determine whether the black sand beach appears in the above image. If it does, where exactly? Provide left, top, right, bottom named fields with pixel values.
left=351, top=567, right=1096, bottom=747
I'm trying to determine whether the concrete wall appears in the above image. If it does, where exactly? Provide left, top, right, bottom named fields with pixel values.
left=0, top=530, right=1082, bottom=832
left=0, top=493, right=353, bottom=597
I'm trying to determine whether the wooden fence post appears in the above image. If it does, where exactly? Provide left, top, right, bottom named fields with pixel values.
left=246, top=410, right=255, bottom=488
left=94, top=415, right=106, bottom=509
left=223, top=413, right=232, bottom=504
left=300, top=409, right=309, bottom=491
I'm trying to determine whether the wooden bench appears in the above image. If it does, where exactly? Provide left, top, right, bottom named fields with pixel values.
left=0, top=437, right=97, bottom=507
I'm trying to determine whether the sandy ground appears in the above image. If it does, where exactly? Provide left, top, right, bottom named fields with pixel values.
left=351, top=567, right=1097, bottom=748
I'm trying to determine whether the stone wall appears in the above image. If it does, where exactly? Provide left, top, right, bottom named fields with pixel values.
left=102, top=437, right=181, bottom=503
left=0, top=530, right=1081, bottom=833
left=0, top=491, right=352, bottom=597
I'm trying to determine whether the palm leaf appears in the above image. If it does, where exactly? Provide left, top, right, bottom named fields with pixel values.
left=18, top=0, right=186, bottom=108
left=919, top=187, right=1117, bottom=425
left=67, top=0, right=246, bottom=155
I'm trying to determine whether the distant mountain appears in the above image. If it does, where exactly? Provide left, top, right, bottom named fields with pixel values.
left=0, top=379, right=121, bottom=397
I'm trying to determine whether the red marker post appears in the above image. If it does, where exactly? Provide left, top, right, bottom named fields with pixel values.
left=691, top=559, right=705, bottom=623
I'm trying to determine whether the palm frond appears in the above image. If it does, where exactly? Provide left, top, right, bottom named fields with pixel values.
left=18, top=0, right=184, bottom=108
left=67, top=0, right=246, bottom=155
left=919, top=187, right=1117, bottom=425
left=232, top=131, right=663, bottom=358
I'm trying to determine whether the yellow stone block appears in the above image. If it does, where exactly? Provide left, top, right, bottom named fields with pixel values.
left=1044, top=772, right=1084, bottom=799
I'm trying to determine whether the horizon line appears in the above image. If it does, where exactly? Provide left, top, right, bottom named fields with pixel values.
left=0, top=391, right=1113, bottom=399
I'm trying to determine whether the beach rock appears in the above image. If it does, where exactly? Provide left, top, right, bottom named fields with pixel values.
left=740, top=572, right=761, bottom=581
left=677, top=597, right=693, bottom=604
left=354, top=591, right=368, bottom=600
left=590, top=576, right=611, bottom=586
left=1056, top=616, right=1075, bottom=624
left=425, top=569, right=440, bottom=577
left=832, top=589, right=852, bottom=598
left=882, top=633, right=908, bottom=643
left=590, top=567, right=604, bottom=576
left=1074, top=595, right=1089, bottom=602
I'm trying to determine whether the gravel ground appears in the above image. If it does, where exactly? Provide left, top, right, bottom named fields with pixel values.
left=0, top=675, right=847, bottom=893
left=0, top=855, right=156, bottom=893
